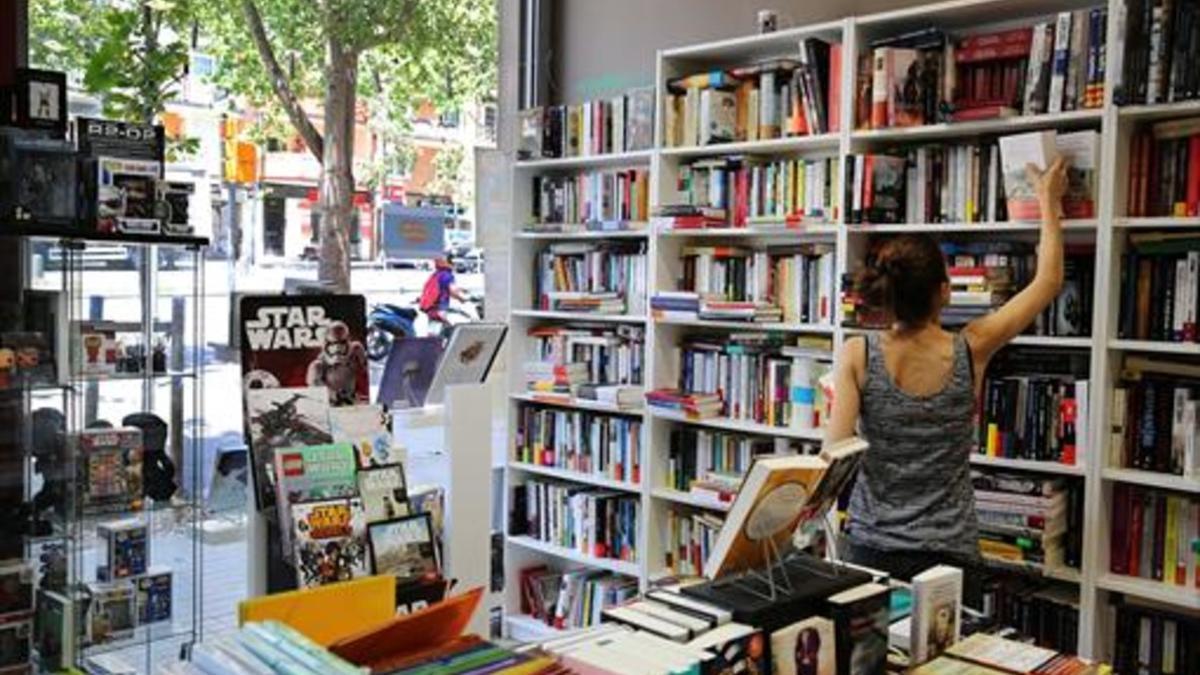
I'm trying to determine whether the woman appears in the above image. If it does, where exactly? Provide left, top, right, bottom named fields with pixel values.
left=824, top=157, right=1068, bottom=600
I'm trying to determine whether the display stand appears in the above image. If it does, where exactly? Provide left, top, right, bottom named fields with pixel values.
left=246, top=382, right=494, bottom=637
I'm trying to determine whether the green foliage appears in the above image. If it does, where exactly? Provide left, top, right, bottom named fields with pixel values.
left=28, top=0, right=105, bottom=75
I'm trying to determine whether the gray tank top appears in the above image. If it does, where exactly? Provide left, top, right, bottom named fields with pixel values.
left=846, top=331, right=980, bottom=556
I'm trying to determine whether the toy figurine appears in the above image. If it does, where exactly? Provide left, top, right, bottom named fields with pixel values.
left=306, top=321, right=366, bottom=405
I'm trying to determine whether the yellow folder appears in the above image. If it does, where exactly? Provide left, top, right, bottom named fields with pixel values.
left=237, top=575, right=396, bottom=646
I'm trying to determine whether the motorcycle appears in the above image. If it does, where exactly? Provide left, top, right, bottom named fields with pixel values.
left=366, top=303, right=418, bottom=361
left=427, top=295, right=482, bottom=340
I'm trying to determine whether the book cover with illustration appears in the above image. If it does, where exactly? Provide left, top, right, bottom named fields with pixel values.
left=368, top=513, right=440, bottom=585
left=998, top=130, right=1057, bottom=221
left=703, top=437, right=867, bottom=579
left=292, top=498, right=369, bottom=589
left=1055, top=130, right=1099, bottom=219
left=771, top=615, right=835, bottom=675
left=272, top=442, right=358, bottom=508
left=828, top=582, right=891, bottom=675
left=245, top=386, right=333, bottom=510
left=239, top=294, right=368, bottom=405
left=910, top=565, right=963, bottom=665
left=357, top=464, right=409, bottom=523
left=330, top=404, right=397, bottom=468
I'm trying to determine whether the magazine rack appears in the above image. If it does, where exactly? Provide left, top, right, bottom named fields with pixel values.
left=5, top=235, right=207, bottom=673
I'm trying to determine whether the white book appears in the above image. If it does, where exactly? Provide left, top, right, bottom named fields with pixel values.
left=646, top=589, right=732, bottom=625
left=1024, top=23, right=1050, bottom=114
left=1186, top=399, right=1199, bottom=479
left=998, top=130, right=1058, bottom=221
left=910, top=564, right=963, bottom=665
left=612, top=95, right=625, bottom=153
left=760, top=70, right=779, bottom=138
left=603, top=605, right=691, bottom=642
left=1075, top=380, right=1089, bottom=465
left=1049, top=12, right=1072, bottom=113
left=1147, top=2, right=1166, bottom=104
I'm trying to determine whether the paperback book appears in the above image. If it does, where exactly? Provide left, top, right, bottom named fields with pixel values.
left=770, top=615, right=835, bottom=675
left=330, top=404, right=396, bottom=468
left=245, top=385, right=333, bottom=510
left=357, top=463, right=410, bottom=523
left=291, top=498, right=369, bottom=588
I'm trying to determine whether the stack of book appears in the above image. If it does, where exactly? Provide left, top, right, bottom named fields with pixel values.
left=664, top=38, right=840, bottom=147
left=980, top=581, right=1079, bottom=654
left=644, top=389, right=723, bottom=420
left=663, top=509, right=725, bottom=577
left=513, top=405, right=642, bottom=484
left=673, top=333, right=832, bottom=430
left=977, top=348, right=1090, bottom=465
left=529, top=169, right=650, bottom=227
left=1110, top=356, right=1200, bottom=477
left=1117, top=232, right=1200, bottom=343
left=510, top=480, right=639, bottom=564
left=1110, top=597, right=1200, bottom=673
left=183, top=621, right=362, bottom=675
left=1125, top=118, right=1200, bottom=218
left=949, top=263, right=1017, bottom=324
left=534, top=242, right=647, bottom=315
left=1114, top=0, right=1200, bottom=106
left=973, top=472, right=1071, bottom=573
left=669, top=155, right=839, bottom=227
left=528, top=325, right=645, bottom=389
left=517, top=87, right=655, bottom=159
left=524, top=361, right=589, bottom=399
left=665, top=426, right=816, bottom=496
left=846, top=130, right=1099, bottom=225
left=857, top=11, right=1106, bottom=130
left=518, top=565, right=638, bottom=631
left=1110, top=484, right=1200, bottom=589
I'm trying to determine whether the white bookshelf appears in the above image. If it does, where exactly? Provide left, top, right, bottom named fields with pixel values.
left=504, top=0, right=1200, bottom=658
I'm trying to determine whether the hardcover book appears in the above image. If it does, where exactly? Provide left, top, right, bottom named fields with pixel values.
left=291, top=498, right=370, bottom=588
left=827, top=581, right=891, bottom=675
left=368, top=513, right=440, bottom=585
left=245, top=386, right=333, bottom=510
left=704, top=436, right=867, bottom=579
left=239, top=294, right=369, bottom=406
left=910, top=565, right=963, bottom=665
left=330, top=404, right=397, bottom=468
left=770, top=615, right=835, bottom=675
left=79, top=427, right=144, bottom=514
left=357, top=463, right=410, bottom=523
left=272, top=442, right=358, bottom=507
left=687, top=622, right=768, bottom=675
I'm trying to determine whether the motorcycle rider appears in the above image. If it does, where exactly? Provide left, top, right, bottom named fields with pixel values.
left=419, top=255, right=468, bottom=335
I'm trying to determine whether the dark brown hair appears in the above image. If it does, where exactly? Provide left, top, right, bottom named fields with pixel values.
left=858, top=234, right=948, bottom=325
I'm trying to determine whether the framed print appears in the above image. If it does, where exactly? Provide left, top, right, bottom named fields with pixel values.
left=14, top=69, right=67, bottom=136
left=424, top=323, right=507, bottom=405
left=368, top=513, right=439, bottom=584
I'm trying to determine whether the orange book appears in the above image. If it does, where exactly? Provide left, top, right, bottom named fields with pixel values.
left=329, top=587, right=483, bottom=668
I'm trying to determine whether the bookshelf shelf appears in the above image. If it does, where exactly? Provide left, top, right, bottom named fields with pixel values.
left=658, top=225, right=839, bottom=238
left=982, top=555, right=1083, bottom=584
left=506, top=535, right=641, bottom=577
left=648, top=409, right=825, bottom=441
left=1112, top=216, right=1200, bottom=229
left=1116, top=100, right=1200, bottom=121
left=1095, top=574, right=1200, bottom=611
left=652, top=317, right=837, bottom=335
left=969, top=454, right=1087, bottom=476
left=849, top=109, right=1103, bottom=144
left=1008, top=335, right=1094, bottom=348
left=1101, top=468, right=1200, bottom=495
left=510, top=309, right=647, bottom=324
left=845, top=219, right=1098, bottom=234
left=650, top=487, right=733, bottom=512
left=509, top=462, right=641, bottom=494
left=509, top=392, right=646, bottom=417
left=514, top=150, right=653, bottom=171
left=515, top=226, right=650, bottom=240
left=1107, top=339, right=1200, bottom=355
left=660, top=134, right=840, bottom=158
left=659, top=19, right=846, bottom=60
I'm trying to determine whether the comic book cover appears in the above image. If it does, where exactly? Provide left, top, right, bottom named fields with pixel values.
left=291, top=498, right=369, bottom=589
left=330, top=404, right=398, bottom=468
left=357, top=464, right=409, bottom=523
left=239, top=295, right=368, bottom=406
left=245, top=386, right=333, bottom=510
left=273, top=443, right=358, bottom=508
left=78, top=428, right=143, bottom=514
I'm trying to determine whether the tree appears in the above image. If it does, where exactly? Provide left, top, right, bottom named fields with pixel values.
left=198, top=0, right=496, bottom=291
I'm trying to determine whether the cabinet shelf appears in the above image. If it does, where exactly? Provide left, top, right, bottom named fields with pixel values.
left=514, top=150, right=653, bottom=171
left=652, top=316, right=836, bottom=335
left=660, top=134, right=839, bottom=158
left=1108, top=339, right=1200, bottom=355
left=846, top=219, right=1097, bottom=234
left=850, top=109, right=1102, bottom=143
left=1101, top=468, right=1200, bottom=495
left=648, top=409, right=824, bottom=441
left=1095, top=573, right=1200, bottom=611
left=509, top=392, right=645, bottom=417
left=510, top=309, right=647, bottom=324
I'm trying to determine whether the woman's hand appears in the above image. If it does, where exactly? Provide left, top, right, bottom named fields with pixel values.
left=1026, top=156, right=1068, bottom=219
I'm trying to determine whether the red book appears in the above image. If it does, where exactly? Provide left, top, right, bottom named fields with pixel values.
left=951, top=105, right=1018, bottom=122
left=1140, top=133, right=1154, bottom=217
left=828, top=43, right=842, bottom=132
left=735, top=167, right=750, bottom=227
left=1060, top=395, right=1077, bottom=466
left=863, top=155, right=876, bottom=215
left=1128, top=489, right=1144, bottom=576
left=957, top=27, right=1034, bottom=52
left=955, top=42, right=1033, bottom=63
left=1187, top=135, right=1200, bottom=217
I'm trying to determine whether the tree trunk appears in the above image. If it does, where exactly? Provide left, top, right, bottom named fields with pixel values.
left=318, top=39, right=358, bottom=292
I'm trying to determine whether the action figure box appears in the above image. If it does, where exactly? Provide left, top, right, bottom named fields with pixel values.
left=134, top=567, right=171, bottom=624
left=0, top=129, right=77, bottom=227
left=0, top=562, right=33, bottom=620
left=34, top=589, right=80, bottom=671
left=85, top=581, right=135, bottom=644
left=78, top=330, right=118, bottom=376
left=96, top=519, right=148, bottom=580
left=75, top=118, right=164, bottom=236
left=78, top=428, right=143, bottom=514
left=0, top=613, right=32, bottom=675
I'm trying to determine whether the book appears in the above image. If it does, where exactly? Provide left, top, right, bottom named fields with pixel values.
left=329, top=404, right=397, bottom=468
left=272, top=442, right=358, bottom=508
left=357, top=463, right=410, bottom=523
left=238, top=294, right=369, bottom=406
left=1048, top=12, right=1073, bottom=113
left=998, top=130, right=1058, bottom=221
left=511, top=480, right=639, bottom=563
left=910, top=565, right=963, bottom=665
left=79, top=427, right=144, bottom=514
left=687, top=622, right=768, bottom=675
left=245, top=386, right=334, bottom=509
left=514, top=404, right=642, bottom=484
left=945, top=632, right=1058, bottom=672
left=531, top=169, right=650, bottom=226
left=1055, top=130, right=1100, bottom=219
left=517, top=107, right=543, bottom=159
left=626, top=87, right=655, bottom=152
left=770, top=615, right=835, bottom=675
left=827, top=581, right=891, bottom=675
left=291, top=498, right=369, bottom=588
left=703, top=436, right=868, bottom=579
left=328, top=588, right=482, bottom=668
left=367, top=512, right=440, bottom=585
left=237, top=575, right=395, bottom=647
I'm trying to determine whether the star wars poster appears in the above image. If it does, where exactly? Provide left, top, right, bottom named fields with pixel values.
left=239, top=294, right=368, bottom=405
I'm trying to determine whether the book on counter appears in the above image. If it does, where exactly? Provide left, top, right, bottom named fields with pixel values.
left=910, top=565, right=963, bottom=665
left=770, top=614, right=835, bottom=675
left=827, top=582, right=891, bottom=675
